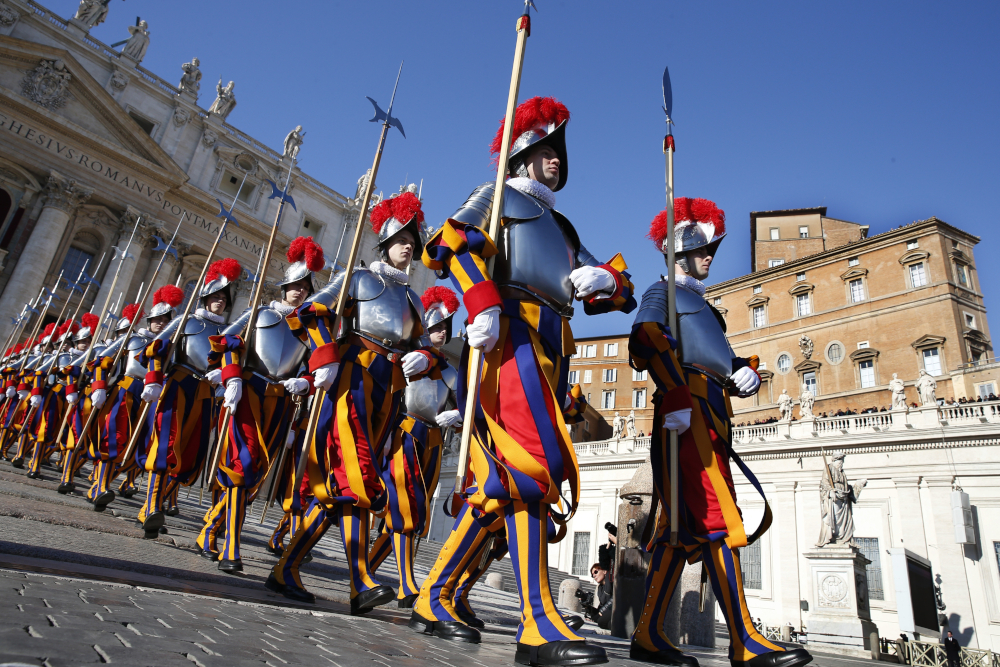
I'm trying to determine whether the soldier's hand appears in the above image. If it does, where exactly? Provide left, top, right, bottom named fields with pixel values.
left=17, top=389, right=28, bottom=400
left=569, top=266, right=615, bottom=299
left=205, top=368, right=223, bottom=386
left=280, top=377, right=310, bottom=395
left=66, top=391, right=79, bottom=406
left=140, top=383, right=161, bottom=404
left=663, top=408, right=692, bottom=434
left=91, top=388, right=107, bottom=409
left=223, top=378, right=243, bottom=412
left=436, top=409, right=462, bottom=428
left=402, top=352, right=430, bottom=378
left=29, top=394, right=42, bottom=409
left=730, top=366, right=761, bottom=397
left=313, top=363, right=339, bottom=391
left=5, top=387, right=15, bottom=399
left=467, top=306, right=500, bottom=352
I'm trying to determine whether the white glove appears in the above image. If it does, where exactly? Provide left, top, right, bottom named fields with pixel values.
left=141, top=383, right=161, bottom=404
left=66, top=392, right=80, bottom=406
left=5, top=387, right=15, bottom=399
left=401, top=351, right=429, bottom=378
left=286, top=429, right=297, bottom=448
left=223, top=378, right=243, bottom=412
left=90, top=384, right=107, bottom=410
left=205, top=368, right=223, bottom=386
left=730, top=366, right=761, bottom=397
left=663, top=408, right=692, bottom=434
left=29, top=394, right=42, bottom=409
left=17, top=389, right=28, bottom=401
left=569, top=266, right=615, bottom=299
left=281, top=377, right=310, bottom=395
left=313, top=363, right=339, bottom=391
left=466, top=306, right=500, bottom=352
left=435, top=409, right=462, bottom=428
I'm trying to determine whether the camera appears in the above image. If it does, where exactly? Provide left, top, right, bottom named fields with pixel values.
left=574, top=588, right=595, bottom=608
left=605, top=522, right=617, bottom=537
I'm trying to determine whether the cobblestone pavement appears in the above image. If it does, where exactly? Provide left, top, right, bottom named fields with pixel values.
left=0, top=459, right=876, bottom=666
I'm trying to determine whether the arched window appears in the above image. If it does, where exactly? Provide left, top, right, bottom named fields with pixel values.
left=59, top=231, right=102, bottom=283
left=182, top=279, right=197, bottom=306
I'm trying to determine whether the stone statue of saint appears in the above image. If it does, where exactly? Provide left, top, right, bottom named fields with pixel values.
left=799, top=385, right=815, bottom=419
left=121, top=20, right=150, bottom=63
left=283, top=125, right=305, bottom=159
left=916, top=370, right=938, bottom=406
left=208, top=79, right=237, bottom=120
left=179, top=57, right=201, bottom=96
left=777, top=389, right=793, bottom=421
left=355, top=169, right=373, bottom=202
left=74, top=0, right=110, bottom=28
left=816, top=451, right=867, bottom=547
left=612, top=412, right=624, bottom=440
left=889, top=373, right=907, bottom=411
left=626, top=410, right=636, bottom=438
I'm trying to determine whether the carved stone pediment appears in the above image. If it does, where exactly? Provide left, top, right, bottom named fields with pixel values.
left=911, top=334, right=945, bottom=350
left=898, top=249, right=930, bottom=265
left=21, top=59, right=72, bottom=110
left=948, top=248, right=971, bottom=265
left=794, top=359, right=822, bottom=373
left=849, top=347, right=880, bottom=362
left=746, top=295, right=769, bottom=307
left=788, top=282, right=815, bottom=296
left=839, top=267, right=869, bottom=281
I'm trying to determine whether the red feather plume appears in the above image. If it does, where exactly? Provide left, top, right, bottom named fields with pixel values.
left=370, top=192, right=424, bottom=235
left=57, top=320, right=79, bottom=338
left=153, top=284, right=185, bottom=308
left=41, top=323, right=56, bottom=338
left=490, top=96, right=570, bottom=165
left=121, top=303, right=143, bottom=323
left=80, top=313, right=99, bottom=332
left=647, top=197, right=727, bottom=251
left=205, top=258, right=242, bottom=285
left=286, top=237, right=324, bottom=271
left=421, top=286, right=460, bottom=314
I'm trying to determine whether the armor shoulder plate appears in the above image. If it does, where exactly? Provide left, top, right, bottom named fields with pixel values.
left=709, top=303, right=727, bottom=334
left=502, top=184, right=545, bottom=222
left=406, top=287, right=426, bottom=326
left=675, top=286, right=708, bottom=315
left=223, top=308, right=252, bottom=336
left=308, top=270, right=347, bottom=309
left=450, top=182, right=495, bottom=229
left=353, top=268, right=386, bottom=303
left=126, top=334, right=149, bottom=351
left=183, top=317, right=207, bottom=335
left=441, top=363, right=459, bottom=392
left=633, top=281, right=669, bottom=327
left=100, top=335, right=127, bottom=361
left=155, top=316, right=182, bottom=344
left=256, top=306, right=284, bottom=328
left=551, top=209, right=582, bottom=254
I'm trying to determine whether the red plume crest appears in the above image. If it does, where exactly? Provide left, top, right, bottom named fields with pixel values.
left=80, top=313, right=99, bottom=332
left=421, top=286, right=459, bottom=314
left=205, top=258, right=242, bottom=285
left=490, top=96, right=570, bottom=165
left=371, top=192, right=424, bottom=235
left=153, top=284, right=185, bottom=308
left=286, top=236, right=324, bottom=272
left=647, top=197, right=726, bottom=251
left=121, top=303, right=144, bottom=323
left=41, top=323, right=56, bottom=338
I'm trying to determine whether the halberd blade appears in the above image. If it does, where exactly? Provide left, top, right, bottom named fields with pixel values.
left=662, top=65, right=673, bottom=121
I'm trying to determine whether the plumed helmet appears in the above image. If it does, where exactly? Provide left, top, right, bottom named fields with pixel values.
left=39, top=322, right=56, bottom=346
left=200, top=258, right=242, bottom=305
left=420, top=286, right=460, bottom=343
left=56, top=319, right=79, bottom=343
left=371, top=192, right=425, bottom=263
left=491, top=96, right=570, bottom=192
left=279, top=236, right=324, bottom=291
left=74, top=313, right=99, bottom=342
left=149, top=284, right=185, bottom=320
left=116, top=303, right=144, bottom=332
left=647, top=198, right=727, bottom=258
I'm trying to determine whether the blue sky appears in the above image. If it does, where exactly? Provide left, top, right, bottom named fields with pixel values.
left=84, top=1, right=999, bottom=339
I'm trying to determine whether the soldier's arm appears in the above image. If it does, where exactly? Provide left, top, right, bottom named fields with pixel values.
left=575, top=246, right=637, bottom=315
left=563, top=383, right=588, bottom=424
left=628, top=282, right=692, bottom=413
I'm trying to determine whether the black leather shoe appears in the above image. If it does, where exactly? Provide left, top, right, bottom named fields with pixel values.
left=11, top=457, right=23, bottom=468
left=56, top=482, right=74, bottom=494
left=93, top=490, right=115, bottom=512
left=142, top=511, right=164, bottom=538
left=456, top=608, right=485, bottom=629
left=563, top=614, right=585, bottom=631
left=266, top=544, right=284, bottom=557
left=397, top=593, right=418, bottom=608
left=302, top=551, right=313, bottom=563
left=218, top=559, right=243, bottom=574
left=164, top=506, right=179, bottom=517
left=630, top=642, right=700, bottom=666
left=515, top=641, right=608, bottom=666
left=264, top=573, right=284, bottom=594
left=198, top=549, right=220, bottom=561
left=118, top=487, right=136, bottom=498
left=731, top=649, right=812, bottom=667
left=26, top=470, right=40, bottom=479
left=350, top=585, right=395, bottom=615
left=408, top=610, right=481, bottom=643
left=265, top=573, right=317, bottom=603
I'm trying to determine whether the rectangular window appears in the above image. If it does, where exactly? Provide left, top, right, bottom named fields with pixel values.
left=128, top=111, right=156, bottom=136
left=713, top=297, right=722, bottom=305
left=740, top=539, right=762, bottom=590
left=803, top=371, right=817, bottom=395
left=571, top=347, right=580, bottom=359
left=857, top=341, right=870, bottom=349
left=909, top=262, right=927, bottom=288
left=978, top=382, right=997, bottom=399
left=633, top=388, right=646, bottom=408
left=856, top=537, right=884, bottom=600
left=768, top=259, right=784, bottom=268
left=859, top=360, right=875, bottom=388
left=568, top=370, right=579, bottom=384
left=604, top=343, right=619, bottom=358
left=753, top=285, right=762, bottom=294
left=848, top=257, right=860, bottom=267
left=956, top=264, right=969, bottom=287
left=752, top=305, right=766, bottom=328
left=601, top=390, right=616, bottom=409
left=218, top=170, right=256, bottom=205
left=964, top=313, right=976, bottom=329
left=923, top=348, right=942, bottom=376
left=632, top=369, right=648, bottom=381
left=59, top=247, right=95, bottom=285
left=796, top=294, right=811, bottom=317
left=571, top=532, right=591, bottom=576
left=583, top=345, right=597, bottom=358
left=302, top=218, right=325, bottom=243
left=799, top=226, right=809, bottom=239
left=603, top=368, right=617, bottom=383
left=583, top=370, right=592, bottom=384
left=907, top=239, right=919, bottom=250
left=796, top=272, right=806, bottom=282
left=850, top=278, right=865, bottom=303
left=769, top=228, right=779, bottom=240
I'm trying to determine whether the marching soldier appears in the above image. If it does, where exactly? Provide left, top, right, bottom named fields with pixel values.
left=368, top=286, right=461, bottom=607
left=137, top=259, right=241, bottom=538
left=24, top=321, right=78, bottom=479
left=57, top=313, right=101, bottom=494
left=627, top=200, right=812, bottom=667
left=413, top=96, right=634, bottom=665
left=13, top=323, right=57, bottom=471
left=266, top=192, right=437, bottom=613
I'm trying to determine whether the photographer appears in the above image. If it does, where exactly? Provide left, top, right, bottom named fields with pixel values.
left=579, top=562, right=614, bottom=629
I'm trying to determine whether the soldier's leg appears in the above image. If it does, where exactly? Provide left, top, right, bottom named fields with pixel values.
left=630, top=542, right=691, bottom=659
left=268, top=512, right=291, bottom=554
left=196, top=491, right=227, bottom=557
left=391, top=532, right=419, bottom=602
left=138, top=471, right=167, bottom=531
left=218, top=486, right=247, bottom=572
left=268, top=498, right=335, bottom=602
left=368, top=525, right=392, bottom=572
left=162, top=476, right=180, bottom=515
left=339, top=504, right=385, bottom=600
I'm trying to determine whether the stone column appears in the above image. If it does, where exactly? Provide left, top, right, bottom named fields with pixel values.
left=773, top=481, right=804, bottom=629
left=140, top=240, right=188, bottom=313
left=0, top=173, right=91, bottom=343
left=231, top=278, right=254, bottom=316
left=93, top=210, right=151, bottom=315
left=892, top=477, right=928, bottom=558
left=925, top=476, right=978, bottom=646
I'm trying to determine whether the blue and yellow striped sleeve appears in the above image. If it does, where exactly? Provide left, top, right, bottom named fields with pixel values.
left=421, top=220, right=503, bottom=319
left=629, top=321, right=692, bottom=413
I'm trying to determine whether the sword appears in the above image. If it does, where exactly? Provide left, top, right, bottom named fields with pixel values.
left=662, top=64, right=680, bottom=547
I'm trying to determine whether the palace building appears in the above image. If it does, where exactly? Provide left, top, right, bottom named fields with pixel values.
left=0, top=0, right=433, bottom=345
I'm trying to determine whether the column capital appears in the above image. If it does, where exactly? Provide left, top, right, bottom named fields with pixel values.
left=42, top=172, right=92, bottom=213
left=923, top=476, right=956, bottom=489
left=892, top=476, right=922, bottom=488
left=773, top=481, right=798, bottom=492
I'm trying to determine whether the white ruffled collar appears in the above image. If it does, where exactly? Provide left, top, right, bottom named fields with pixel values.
left=370, top=261, right=409, bottom=285
left=507, top=177, right=556, bottom=209
left=674, top=274, right=706, bottom=297
left=269, top=300, right=295, bottom=316
left=195, top=308, right=226, bottom=324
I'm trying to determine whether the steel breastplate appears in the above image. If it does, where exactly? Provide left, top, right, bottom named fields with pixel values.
left=240, top=306, right=308, bottom=381
left=494, top=206, right=578, bottom=315
left=125, top=333, right=153, bottom=379
left=674, top=287, right=734, bottom=381
left=405, top=376, right=451, bottom=425
left=174, top=316, right=225, bottom=374
left=339, top=269, right=422, bottom=350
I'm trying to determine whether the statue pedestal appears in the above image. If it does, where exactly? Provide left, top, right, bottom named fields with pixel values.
left=803, top=546, right=878, bottom=657
left=664, top=562, right=716, bottom=648
left=66, top=18, right=90, bottom=39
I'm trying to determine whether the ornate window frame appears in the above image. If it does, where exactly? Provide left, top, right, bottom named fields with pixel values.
left=787, top=282, right=815, bottom=318
left=840, top=267, right=869, bottom=304
left=795, top=359, right=822, bottom=396
left=850, top=347, right=881, bottom=389
left=824, top=340, right=847, bottom=366
left=911, top=334, right=946, bottom=376
left=747, top=295, right=769, bottom=329
left=898, top=249, right=931, bottom=289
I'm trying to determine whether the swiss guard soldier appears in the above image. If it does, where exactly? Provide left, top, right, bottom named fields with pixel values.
left=24, top=320, right=79, bottom=478
left=414, top=96, right=634, bottom=666
left=15, top=323, right=57, bottom=472
left=368, top=285, right=461, bottom=607
left=628, top=200, right=811, bottom=667
left=137, top=259, right=241, bottom=538
left=57, top=312, right=101, bottom=493
left=266, top=192, right=437, bottom=613
left=200, top=237, right=319, bottom=573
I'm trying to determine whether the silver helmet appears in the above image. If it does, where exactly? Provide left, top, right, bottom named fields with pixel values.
left=74, top=314, right=99, bottom=343
left=421, top=286, right=459, bottom=344
left=115, top=303, right=143, bottom=334
left=673, top=222, right=726, bottom=258
left=494, top=97, right=570, bottom=192
left=148, top=285, right=185, bottom=320
left=200, top=258, right=242, bottom=307
left=371, top=191, right=425, bottom=263
left=279, top=236, right=324, bottom=293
